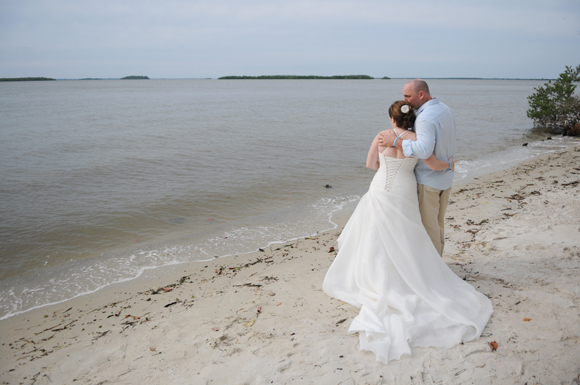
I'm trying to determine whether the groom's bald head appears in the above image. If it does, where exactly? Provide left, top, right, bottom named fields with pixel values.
left=403, top=79, right=432, bottom=109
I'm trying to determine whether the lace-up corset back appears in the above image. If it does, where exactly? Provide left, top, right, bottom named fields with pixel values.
left=371, top=153, right=419, bottom=193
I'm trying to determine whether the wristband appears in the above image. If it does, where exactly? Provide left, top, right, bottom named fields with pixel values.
left=393, top=137, right=399, bottom=147
left=447, top=160, right=452, bottom=170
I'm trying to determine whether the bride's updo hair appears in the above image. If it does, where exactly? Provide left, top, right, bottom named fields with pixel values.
left=388, top=101, right=416, bottom=131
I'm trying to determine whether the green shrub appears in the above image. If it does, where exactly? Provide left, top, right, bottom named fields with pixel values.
left=527, top=65, right=580, bottom=128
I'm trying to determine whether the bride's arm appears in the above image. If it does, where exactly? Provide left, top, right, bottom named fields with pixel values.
left=423, top=155, right=454, bottom=171
left=366, top=132, right=387, bottom=170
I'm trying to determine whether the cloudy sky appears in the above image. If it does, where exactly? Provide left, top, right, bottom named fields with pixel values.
left=1, top=0, right=579, bottom=79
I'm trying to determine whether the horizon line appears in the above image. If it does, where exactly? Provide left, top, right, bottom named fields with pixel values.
left=48, top=77, right=555, bottom=81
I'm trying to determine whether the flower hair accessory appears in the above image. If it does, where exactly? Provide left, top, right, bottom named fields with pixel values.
left=401, top=105, right=410, bottom=114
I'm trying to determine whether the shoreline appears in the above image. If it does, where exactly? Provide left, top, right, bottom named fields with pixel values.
left=0, top=195, right=361, bottom=322
left=0, top=136, right=577, bottom=322
left=1, top=145, right=579, bottom=383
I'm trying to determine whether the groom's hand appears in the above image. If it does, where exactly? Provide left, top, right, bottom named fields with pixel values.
left=380, top=129, right=396, bottom=147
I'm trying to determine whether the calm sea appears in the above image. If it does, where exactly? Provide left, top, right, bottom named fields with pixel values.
left=0, top=79, right=574, bottom=319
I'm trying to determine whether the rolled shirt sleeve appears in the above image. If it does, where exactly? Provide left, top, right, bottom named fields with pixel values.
left=402, top=119, right=436, bottom=159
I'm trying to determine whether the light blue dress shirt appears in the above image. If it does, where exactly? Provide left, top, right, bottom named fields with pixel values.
left=402, top=98, right=456, bottom=190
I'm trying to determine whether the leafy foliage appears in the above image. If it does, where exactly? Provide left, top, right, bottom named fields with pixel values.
left=526, top=65, right=580, bottom=127
left=121, top=76, right=149, bottom=79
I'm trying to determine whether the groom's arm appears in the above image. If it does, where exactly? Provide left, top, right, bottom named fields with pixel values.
left=403, top=120, right=436, bottom=159
left=381, top=120, right=436, bottom=160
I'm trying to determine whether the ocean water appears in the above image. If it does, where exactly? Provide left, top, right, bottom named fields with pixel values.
left=0, top=79, right=573, bottom=320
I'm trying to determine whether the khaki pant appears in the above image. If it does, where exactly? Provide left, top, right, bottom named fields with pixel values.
left=417, top=184, right=451, bottom=257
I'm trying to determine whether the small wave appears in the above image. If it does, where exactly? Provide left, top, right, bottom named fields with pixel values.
left=454, top=136, right=578, bottom=184
left=0, top=194, right=360, bottom=320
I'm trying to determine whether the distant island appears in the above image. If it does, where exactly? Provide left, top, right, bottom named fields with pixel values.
left=121, top=76, right=149, bottom=80
left=218, top=75, right=376, bottom=80
left=0, top=77, right=56, bottom=82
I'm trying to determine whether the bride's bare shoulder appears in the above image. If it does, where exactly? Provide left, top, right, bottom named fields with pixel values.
left=402, top=130, right=417, bottom=140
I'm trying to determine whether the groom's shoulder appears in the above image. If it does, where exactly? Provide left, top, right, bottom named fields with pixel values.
left=418, top=100, right=450, bottom=120
left=424, top=98, right=452, bottom=111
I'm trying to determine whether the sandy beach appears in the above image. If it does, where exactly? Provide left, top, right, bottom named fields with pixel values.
left=1, top=145, right=579, bottom=385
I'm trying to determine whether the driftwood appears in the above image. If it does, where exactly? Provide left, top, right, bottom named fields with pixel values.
left=233, top=283, right=262, bottom=288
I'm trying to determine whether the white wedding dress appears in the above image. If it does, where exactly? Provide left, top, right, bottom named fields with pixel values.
left=323, top=153, right=493, bottom=363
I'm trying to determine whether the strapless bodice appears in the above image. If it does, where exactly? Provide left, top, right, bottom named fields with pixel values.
left=370, top=154, right=418, bottom=193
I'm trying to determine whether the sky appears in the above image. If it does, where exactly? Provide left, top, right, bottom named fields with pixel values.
left=1, top=0, right=579, bottom=79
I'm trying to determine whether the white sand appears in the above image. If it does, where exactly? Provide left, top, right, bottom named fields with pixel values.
left=1, top=146, right=579, bottom=385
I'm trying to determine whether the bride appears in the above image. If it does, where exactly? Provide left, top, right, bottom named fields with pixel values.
left=323, top=101, right=493, bottom=363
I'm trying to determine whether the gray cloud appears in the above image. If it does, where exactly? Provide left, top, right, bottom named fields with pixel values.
left=1, top=0, right=579, bottom=78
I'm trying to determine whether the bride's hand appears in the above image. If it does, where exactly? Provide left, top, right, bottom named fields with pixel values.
left=449, top=156, right=455, bottom=171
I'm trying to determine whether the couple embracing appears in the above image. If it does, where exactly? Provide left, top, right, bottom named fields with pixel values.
left=323, top=80, right=493, bottom=363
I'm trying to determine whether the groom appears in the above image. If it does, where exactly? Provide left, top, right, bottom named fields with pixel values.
left=381, top=79, right=456, bottom=256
